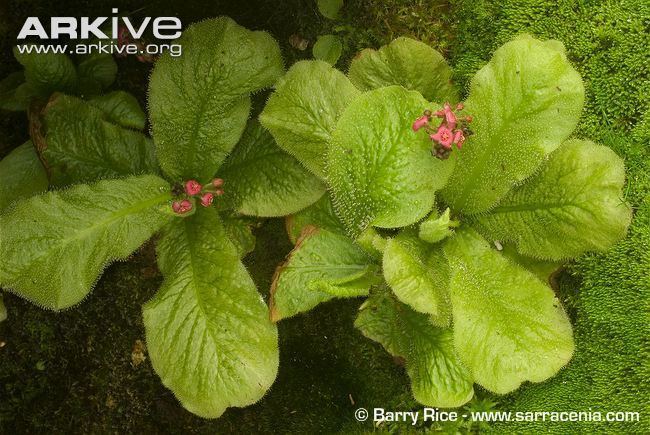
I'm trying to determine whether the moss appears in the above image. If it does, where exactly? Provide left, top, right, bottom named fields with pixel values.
left=446, top=0, right=649, bottom=432
left=342, top=0, right=455, bottom=55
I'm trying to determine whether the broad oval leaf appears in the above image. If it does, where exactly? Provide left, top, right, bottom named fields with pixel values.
left=443, top=228, right=574, bottom=394
left=270, top=226, right=377, bottom=322
left=317, top=0, right=343, bottom=19
left=0, top=141, right=48, bottom=210
left=285, top=194, right=346, bottom=244
left=355, top=288, right=474, bottom=407
left=0, top=175, right=171, bottom=309
left=500, top=244, right=562, bottom=285
left=143, top=207, right=278, bottom=418
left=0, top=294, right=6, bottom=322
left=13, top=47, right=77, bottom=97
left=313, top=34, right=343, bottom=65
left=348, top=37, right=457, bottom=103
left=441, top=35, right=584, bottom=214
left=383, top=229, right=451, bottom=326
left=149, top=17, right=283, bottom=181
left=0, top=71, right=29, bottom=111
left=218, top=120, right=325, bottom=217
left=221, top=212, right=257, bottom=259
left=472, top=139, right=632, bottom=260
left=76, top=52, right=118, bottom=96
left=38, top=94, right=157, bottom=186
left=328, top=86, right=454, bottom=234
left=260, top=60, right=360, bottom=178
left=89, top=91, right=146, bottom=130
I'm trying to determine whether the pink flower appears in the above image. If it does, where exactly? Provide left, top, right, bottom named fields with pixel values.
left=184, top=180, right=202, bottom=196
left=200, top=193, right=214, bottom=207
left=212, top=178, right=224, bottom=188
left=453, top=130, right=465, bottom=149
left=431, top=125, right=454, bottom=149
left=172, top=199, right=193, bottom=214
left=412, top=116, right=429, bottom=131
left=456, top=102, right=465, bottom=111
left=443, top=103, right=457, bottom=130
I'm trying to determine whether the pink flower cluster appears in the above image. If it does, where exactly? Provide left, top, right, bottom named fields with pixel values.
left=412, top=102, right=473, bottom=159
left=171, top=178, right=225, bottom=215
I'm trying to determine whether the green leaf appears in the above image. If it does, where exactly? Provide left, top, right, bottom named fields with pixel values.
left=0, top=294, right=7, bottom=322
left=76, top=52, right=118, bottom=95
left=218, top=120, right=325, bottom=217
left=89, top=91, right=146, bottom=130
left=13, top=83, right=38, bottom=108
left=418, top=208, right=457, bottom=244
left=149, top=17, right=283, bottom=181
left=221, top=212, right=257, bottom=258
left=313, top=34, right=343, bottom=65
left=0, top=71, right=29, bottom=111
left=383, top=229, right=452, bottom=326
left=441, top=35, right=584, bottom=214
left=500, top=244, right=562, bottom=284
left=356, top=226, right=387, bottom=259
left=285, top=194, right=346, bottom=244
left=443, top=228, right=574, bottom=394
left=471, top=139, right=632, bottom=260
left=13, top=47, right=77, bottom=97
left=143, top=207, right=277, bottom=418
left=0, top=141, right=48, bottom=210
left=38, top=94, right=157, bottom=186
left=348, top=37, right=457, bottom=103
left=260, top=60, right=360, bottom=178
left=0, top=175, right=171, bottom=310
left=317, top=0, right=344, bottom=19
left=328, top=86, right=454, bottom=234
left=270, top=226, right=377, bottom=321
left=355, top=288, right=474, bottom=407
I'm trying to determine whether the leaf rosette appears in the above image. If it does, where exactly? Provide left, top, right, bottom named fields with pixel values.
left=265, top=34, right=632, bottom=407
left=0, top=16, right=330, bottom=418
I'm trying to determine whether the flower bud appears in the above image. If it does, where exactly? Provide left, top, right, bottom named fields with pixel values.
left=184, top=180, right=202, bottom=196
left=412, top=116, right=429, bottom=132
left=200, top=193, right=214, bottom=207
left=212, top=178, right=224, bottom=188
left=172, top=199, right=193, bottom=214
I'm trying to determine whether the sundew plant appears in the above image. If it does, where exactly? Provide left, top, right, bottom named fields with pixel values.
left=0, top=17, right=333, bottom=418
left=261, top=35, right=632, bottom=407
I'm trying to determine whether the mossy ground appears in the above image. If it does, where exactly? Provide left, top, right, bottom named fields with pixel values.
left=1, top=0, right=648, bottom=433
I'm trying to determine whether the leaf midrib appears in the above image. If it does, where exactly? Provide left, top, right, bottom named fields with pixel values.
left=7, top=189, right=170, bottom=302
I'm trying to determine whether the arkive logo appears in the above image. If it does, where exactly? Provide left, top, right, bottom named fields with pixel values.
left=16, top=8, right=183, bottom=58
left=17, top=8, right=181, bottom=40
